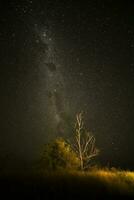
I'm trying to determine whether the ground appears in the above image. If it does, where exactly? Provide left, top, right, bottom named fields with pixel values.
left=1, top=169, right=134, bottom=199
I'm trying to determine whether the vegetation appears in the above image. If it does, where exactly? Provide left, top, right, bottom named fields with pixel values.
left=38, top=169, right=134, bottom=197
left=40, top=138, right=79, bottom=171
left=21, top=112, right=133, bottom=198
left=40, top=112, right=99, bottom=171
left=1, top=113, right=134, bottom=198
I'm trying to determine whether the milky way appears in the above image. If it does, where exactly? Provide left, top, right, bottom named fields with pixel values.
left=35, top=24, right=71, bottom=138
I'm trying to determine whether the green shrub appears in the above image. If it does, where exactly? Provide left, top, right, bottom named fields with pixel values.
left=40, top=138, right=79, bottom=171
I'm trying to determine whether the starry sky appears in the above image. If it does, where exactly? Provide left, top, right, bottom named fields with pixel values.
left=0, top=0, right=134, bottom=170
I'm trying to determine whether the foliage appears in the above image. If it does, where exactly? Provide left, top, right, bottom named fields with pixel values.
left=40, top=138, right=79, bottom=171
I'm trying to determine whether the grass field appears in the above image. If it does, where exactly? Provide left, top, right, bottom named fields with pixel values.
left=1, top=169, right=134, bottom=199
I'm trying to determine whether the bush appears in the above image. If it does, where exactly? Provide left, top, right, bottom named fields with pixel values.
left=40, top=138, right=79, bottom=171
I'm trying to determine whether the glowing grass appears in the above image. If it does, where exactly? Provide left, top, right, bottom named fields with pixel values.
left=1, top=169, right=134, bottom=198
left=38, top=169, right=134, bottom=196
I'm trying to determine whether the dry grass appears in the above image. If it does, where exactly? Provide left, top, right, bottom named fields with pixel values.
left=1, top=169, right=134, bottom=198
left=38, top=168, right=134, bottom=196
left=84, top=169, right=134, bottom=195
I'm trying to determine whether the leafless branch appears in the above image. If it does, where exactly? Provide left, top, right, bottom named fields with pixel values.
left=70, top=112, right=99, bottom=170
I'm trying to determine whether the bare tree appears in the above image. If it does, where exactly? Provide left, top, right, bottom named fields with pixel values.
left=71, top=112, right=99, bottom=170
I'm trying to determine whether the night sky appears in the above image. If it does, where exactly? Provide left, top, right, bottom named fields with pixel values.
left=1, top=0, right=134, bottom=170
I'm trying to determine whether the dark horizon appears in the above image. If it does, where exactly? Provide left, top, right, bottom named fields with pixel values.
left=0, top=0, right=134, bottom=172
